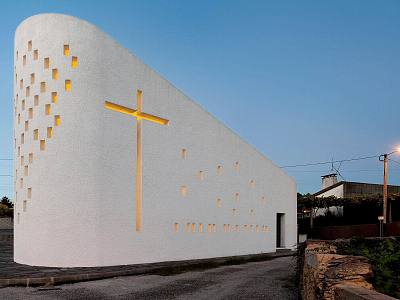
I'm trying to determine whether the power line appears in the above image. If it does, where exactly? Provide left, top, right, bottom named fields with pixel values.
left=0, top=159, right=12, bottom=161
left=280, top=155, right=379, bottom=168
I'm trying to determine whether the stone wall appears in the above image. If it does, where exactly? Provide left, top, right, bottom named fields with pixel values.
left=302, top=240, right=373, bottom=300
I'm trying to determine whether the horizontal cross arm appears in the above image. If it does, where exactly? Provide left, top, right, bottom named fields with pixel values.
left=137, top=112, right=169, bottom=125
left=104, top=101, right=137, bottom=116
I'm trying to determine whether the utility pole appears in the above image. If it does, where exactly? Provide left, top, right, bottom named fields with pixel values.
left=383, top=154, right=388, bottom=224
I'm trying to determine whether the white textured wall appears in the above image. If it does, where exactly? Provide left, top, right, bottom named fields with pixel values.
left=14, top=14, right=297, bottom=267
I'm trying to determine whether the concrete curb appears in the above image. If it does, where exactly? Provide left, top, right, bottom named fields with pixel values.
left=0, top=251, right=295, bottom=288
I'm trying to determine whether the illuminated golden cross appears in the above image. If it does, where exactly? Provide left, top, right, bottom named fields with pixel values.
left=104, top=90, right=169, bottom=232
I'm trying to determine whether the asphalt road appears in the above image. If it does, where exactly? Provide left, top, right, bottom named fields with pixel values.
left=0, top=256, right=298, bottom=300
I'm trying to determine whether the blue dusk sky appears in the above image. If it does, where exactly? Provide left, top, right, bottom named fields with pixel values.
left=1, top=0, right=399, bottom=198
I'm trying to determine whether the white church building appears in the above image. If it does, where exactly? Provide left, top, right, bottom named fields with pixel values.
left=13, top=14, right=297, bottom=267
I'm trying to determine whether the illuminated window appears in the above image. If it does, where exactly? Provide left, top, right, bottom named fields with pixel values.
left=20, top=155, right=24, bottom=166
left=23, top=55, right=26, bottom=66
left=217, top=165, right=222, bottom=175
left=28, top=40, right=32, bottom=51
left=234, top=161, right=240, bottom=170
left=21, top=100, right=25, bottom=111
left=30, top=73, right=35, bottom=84
left=21, top=133, right=24, bottom=144
left=34, top=95, right=39, bottom=106
left=33, top=49, right=38, bottom=60
left=40, top=140, right=45, bottom=151
left=20, top=79, right=23, bottom=90
left=198, top=171, right=204, bottom=181
left=24, top=165, right=28, bottom=176
left=235, top=192, right=239, bottom=201
left=25, top=86, right=30, bottom=97
left=45, top=104, right=51, bottom=115
left=24, top=121, right=28, bottom=131
left=27, top=187, right=32, bottom=199
left=23, top=200, right=27, bottom=212
left=191, top=223, right=195, bottom=233
left=250, top=180, right=255, bottom=188
left=28, top=108, right=33, bottom=119
left=72, top=56, right=78, bottom=68
left=174, top=222, right=179, bottom=232
left=64, top=44, right=70, bottom=56
left=180, top=185, right=187, bottom=197
left=54, top=115, right=61, bottom=126
left=33, top=129, right=38, bottom=140
left=52, top=68, right=58, bottom=80
left=29, top=153, right=33, bottom=164
left=198, top=223, right=203, bottom=233
left=216, top=198, right=222, bottom=208
left=47, top=127, right=52, bottom=138
left=181, top=148, right=187, bottom=159
left=65, top=80, right=71, bottom=91
left=44, top=57, right=49, bottom=69
left=51, top=92, right=58, bottom=103
left=40, top=82, right=46, bottom=93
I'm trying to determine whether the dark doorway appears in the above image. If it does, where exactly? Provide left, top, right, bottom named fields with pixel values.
left=276, top=213, right=285, bottom=248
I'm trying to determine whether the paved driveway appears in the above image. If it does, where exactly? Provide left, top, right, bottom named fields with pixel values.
left=0, top=256, right=297, bottom=299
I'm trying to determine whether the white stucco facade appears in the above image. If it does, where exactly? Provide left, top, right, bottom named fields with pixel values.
left=13, top=14, right=296, bottom=267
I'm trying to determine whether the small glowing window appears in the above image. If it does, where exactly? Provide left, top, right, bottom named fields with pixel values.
left=33, top=49, right=38, bottom=60
left=25, top=86, right=30, bottom=97
left=28, top=107, right=33, bottom=120
left=40, top=139, right=45, bottom=151
left=34, top=95, right=39, bottom=106
left=198, top=171, right=204, bottom=181
left=198, top=223, right=203, bottom=233
left=23, top=200, right=27, bottom=212
left=64, top=44, right=70, bottom=56
left=24, top=165, right=28, bottom=176
left=217, top=165, right=222, bottom=175
left=20, top=79, right=23, bottom=90
left=52, top=69, right=58, bottom=80
left=30, top=73, right=35, bottom=84
left=21, top=133, right=24, bottom=144
left=29, top=153, right=33, bottom=164
left=54, top=115, right=61, bottom=126
left=27, top=187, right=32, bottom=199
left=44, top=57, right=49, bottom=69
left=47, top=127, right=52, bottom=138
left=181, top=148, right=187, bottom=159
left=24, top=121, right=28, bottom=132
left=191, top=223, right=195, bottom=233
left=51, top=92, right=58, bottom=103
left=23, top=55, right=26, bottom=66
left=216, top=198, right=221, bottom=208
left=180, top=185, right=187, bottom=197
left=28, top=40, right=32, bottom=51
left=45, top=104, right=51, bottom=115
left=33, top=129, right=38, bottom=140
left=174, top=222, right=179, bottom=232
left=234, top=161, right=240, bottom=170
left=20, top=155, right=24, bottom=166
left=72, top=56, right=78, bottom=68
left=21, top=100, right=25, bottom=111
left=40, top=82, right=46, bottom=93
left=65, top=80, right=71, bottom=91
